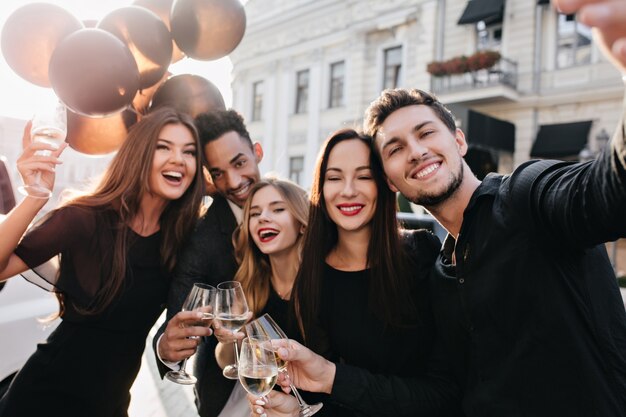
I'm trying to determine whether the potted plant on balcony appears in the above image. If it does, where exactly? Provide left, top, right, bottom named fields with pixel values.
left=427, top=50, right=501, bottom=77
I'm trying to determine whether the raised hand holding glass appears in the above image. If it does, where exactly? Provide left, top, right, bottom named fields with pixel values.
left=165, top=283, right=216, bottom=385
left=216, top=281, right=250, bottom=379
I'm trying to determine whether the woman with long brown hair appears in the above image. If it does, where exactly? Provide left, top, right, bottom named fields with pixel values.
left=0, top=107, right=204, bottom=417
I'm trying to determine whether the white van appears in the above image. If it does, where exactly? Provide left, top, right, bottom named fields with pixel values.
left=0, top=156, right=58, bottom=396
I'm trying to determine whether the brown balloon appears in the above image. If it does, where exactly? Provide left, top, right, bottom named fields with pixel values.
left=133, top=0, right=185, bottom=63
left=149, top=74, right=225, bottom=118
left=98, top=6, right=173, bottom=89
left=66, top=108, right=138, bottom=155
left=133, top=71, right=171, bottom=115
left=170, top=0, right=246, bottom=61
left=49, top=28, right=140, bottom=117
left=1, top=3, right=83, bottom=87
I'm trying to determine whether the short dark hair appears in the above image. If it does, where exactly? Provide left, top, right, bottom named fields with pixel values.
left=194, top=109, right=252, bottom=150
left=364, top=88, right=457, bottom=140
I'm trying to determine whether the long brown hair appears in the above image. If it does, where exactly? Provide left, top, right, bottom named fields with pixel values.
left=233, top=178, right=309, bottom=316
left=293, top=128, right=414, bottom=344
left=60, top=107, right=205, bottom=314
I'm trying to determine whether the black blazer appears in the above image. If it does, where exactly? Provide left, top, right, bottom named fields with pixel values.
left=153, top=195, right=239, bottom=417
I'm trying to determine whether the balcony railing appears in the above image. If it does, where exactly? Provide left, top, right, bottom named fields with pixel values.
left=431, top=56, right=518, bottom=94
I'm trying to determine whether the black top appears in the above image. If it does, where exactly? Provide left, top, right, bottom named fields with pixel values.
left=1, top=206, right=168, bottom=417
left=430, top=125, right=626, bottom=417
left=321, top=230, right=463, bottom=417
left=153, top=195, right=239, bottom=417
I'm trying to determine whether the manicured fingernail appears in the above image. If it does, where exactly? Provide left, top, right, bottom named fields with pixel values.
left=255, top=400, right=265, bottom=405
left=261, top=414, right=267, bottom=417
left=255, top=407, right=263, bottom=413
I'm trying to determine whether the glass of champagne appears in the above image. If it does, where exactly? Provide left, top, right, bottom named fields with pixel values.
left=246, top=313, right=323, bottom=417
left=215, top=281, right=250, bottom=379
left=165, top=283, right=216, bottom=385
left=238, top=336, right=278, bottom=399
left=19, top=100, right=67, bottom=199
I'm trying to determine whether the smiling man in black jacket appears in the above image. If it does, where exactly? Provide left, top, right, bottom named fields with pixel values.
left=363, top=1, right=626, bottom=416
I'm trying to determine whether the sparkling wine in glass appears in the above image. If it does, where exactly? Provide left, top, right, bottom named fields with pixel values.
left=246, top=313, right=323, bottom=416
left=216, top=281, right=250, bottom=380
left=19, top=101, right=67, bottom=199
left=165, top=283, right=216, bottom=385
left=238, top=336, right=278, bottom=398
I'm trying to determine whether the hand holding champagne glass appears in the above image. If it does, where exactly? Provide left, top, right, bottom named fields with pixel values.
left=238, top=336, right=279, bottom=398
left=18, top=100, right=67, bottom=199
left=165, top=283, right=216, bottom=385
left=246, top=314, right=323, bottom=416
left=215, top=281, right=250, bottom=379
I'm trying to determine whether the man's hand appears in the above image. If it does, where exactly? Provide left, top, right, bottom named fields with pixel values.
left=158, top=311, right=213, bottom=362
left=554, top=0, right=626, bottom=73
left=271, top=339, right=336, bottom=395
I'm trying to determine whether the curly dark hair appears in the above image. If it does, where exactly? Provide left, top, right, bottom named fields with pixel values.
left=194, top=109, right=252, bottom=150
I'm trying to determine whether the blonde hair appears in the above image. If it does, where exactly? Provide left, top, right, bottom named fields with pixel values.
left=233, top=177, right=309, bottom=316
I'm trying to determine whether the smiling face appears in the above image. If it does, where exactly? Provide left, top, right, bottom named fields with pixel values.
left=375, top=104, right=467, bottom=208
left=249, top=185, right=302, bottom=257
left=322, top=139, right=377, bottom=235
left=204, top=131, right=263, bottom=207
left=148, top=123, right=197, bottom=202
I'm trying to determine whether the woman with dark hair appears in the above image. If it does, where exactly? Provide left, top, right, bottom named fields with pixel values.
left=250, top=129, right=462, bottom=417
left=0, top=107, right=205, bottom=417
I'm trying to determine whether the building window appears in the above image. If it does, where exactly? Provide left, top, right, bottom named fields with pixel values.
left=556, top=14, right=592, bottom=68
left=383, top=46, right=402, bottom=90
left=251, top=81, right=263, bottom=122
left=328, top=61, right=345, bottom=108
left=476, top=21, right=502, bottom=51
left=289, top=156, right=304, bottom=185
left=295, top=70, right=309, bottom=114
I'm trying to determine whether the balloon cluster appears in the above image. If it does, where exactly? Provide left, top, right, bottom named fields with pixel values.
left=1, top=0, right=245, bottom=154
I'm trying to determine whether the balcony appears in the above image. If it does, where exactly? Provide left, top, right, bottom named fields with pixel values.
left=430, top=56, right=519, bottom=104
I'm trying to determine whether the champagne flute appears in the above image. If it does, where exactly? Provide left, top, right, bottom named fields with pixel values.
left=238, top=336, right=278, bottom=398
left=215, top=281, right=250, bottom=379
left=19, top=100, right=67, bottom=199
left=246, top=313, right=323, bottom=416
left=165, top=283, right=216, bottom=385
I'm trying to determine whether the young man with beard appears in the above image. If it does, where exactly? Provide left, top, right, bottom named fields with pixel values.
left=153, top=109, right=263, bottom=417
left=362, top=1, right=626, bottom=415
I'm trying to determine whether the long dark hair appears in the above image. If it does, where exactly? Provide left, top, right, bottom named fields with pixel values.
left=293, top=128, right=414, bottom=344
left=60, top=107, right=205, bottom=315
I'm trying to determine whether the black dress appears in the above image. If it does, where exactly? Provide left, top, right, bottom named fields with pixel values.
left=0, top=206, right=169, bottom=417
left=317, top=230, right=460, bottom=416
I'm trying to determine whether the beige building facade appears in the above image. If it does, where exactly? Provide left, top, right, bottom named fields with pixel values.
left=231, top=0, right=624, bottom=273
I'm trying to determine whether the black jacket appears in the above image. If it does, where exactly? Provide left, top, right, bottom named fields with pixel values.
left=153, top=195, right=239, bottom=417
left=430, top=118, right=626, bottom=417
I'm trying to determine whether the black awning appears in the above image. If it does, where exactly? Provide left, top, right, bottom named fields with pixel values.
left=458, top=0, right=505, bottom=25
left=467, top=110, right=515, bottom=152
left=530, top=121, right=592, bottom=158
left=537, top=0, right=550, bottom=5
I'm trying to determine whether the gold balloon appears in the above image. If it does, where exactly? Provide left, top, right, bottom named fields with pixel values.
left=1, top=3, right=83, bottom=87
left=149, top=74, right=225, bottom=118
left=66, top=109, right=138, bottom=155
left=49, top=28, right=140, bottom=117
left=170, top=0, right=246, bottom=61
left=98, top=6, right=173, bottom=89
left=133, top=0, right=185, bottom=63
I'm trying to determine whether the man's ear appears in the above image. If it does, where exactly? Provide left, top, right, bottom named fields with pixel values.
left=455, top=128, right=469, bottom=157
left=385, top=176, right=399, bottom=193
left=253, top=142, right=264, bottom=162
